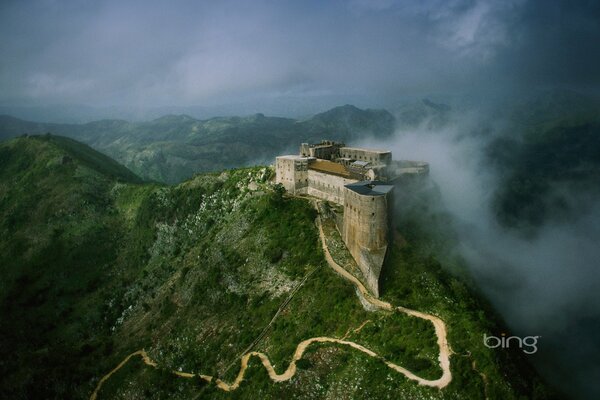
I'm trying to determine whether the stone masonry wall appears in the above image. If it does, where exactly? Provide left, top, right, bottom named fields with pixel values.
left=275, top=156, right=308, bottom=194
left=307, top=170, right=357, bottom=205
left=342, top=188, right=390, bottom=297
left=339, top=147, right=392, bottom=165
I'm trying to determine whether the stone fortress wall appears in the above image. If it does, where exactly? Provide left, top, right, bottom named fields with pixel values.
left=339, top=147, right=392, bottom=165
left=275, top=155, right=308, bottom=194
left=276, top=140, right=427, bottom=297
left=342, top=182, right=392, bottom=298
left=307, top=169, right=356, bottom=205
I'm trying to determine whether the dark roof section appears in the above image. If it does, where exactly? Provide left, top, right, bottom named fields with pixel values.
left=345, top=180, right=393, bottom=196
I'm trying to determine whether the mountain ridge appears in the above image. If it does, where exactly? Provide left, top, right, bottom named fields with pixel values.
left=0, top=105, right=395, bottom=184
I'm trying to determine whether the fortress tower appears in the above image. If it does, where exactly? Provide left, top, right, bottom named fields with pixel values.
left=275, top=140, right=428, bottom=297
left=342, top=181, right=392, bottom=298
left=275, top=155, right=308, bottom=194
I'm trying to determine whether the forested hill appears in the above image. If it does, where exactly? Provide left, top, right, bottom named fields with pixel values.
left=0, top=135, right=556, bottom=399
left=0, top=105, right=394, bottom=183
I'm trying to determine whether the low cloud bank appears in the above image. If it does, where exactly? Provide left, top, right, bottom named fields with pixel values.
left=357, top=109, right=600, bottom=398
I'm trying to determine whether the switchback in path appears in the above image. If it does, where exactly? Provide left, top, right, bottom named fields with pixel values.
left=90, top=212, right=453, bottom=399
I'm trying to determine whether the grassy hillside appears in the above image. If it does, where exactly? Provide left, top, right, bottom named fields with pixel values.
left=0, top=136, right=557, bottom=399
left=0, top=105, right=395, bottom=184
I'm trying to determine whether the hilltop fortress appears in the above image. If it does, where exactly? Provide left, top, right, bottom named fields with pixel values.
left=276, top=140, right=428, bottom=297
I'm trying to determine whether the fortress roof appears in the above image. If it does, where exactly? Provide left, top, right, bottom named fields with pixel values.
left=345, top=180, right=393, bottom=196
left=308, top=159, right=351, bottom=178
left=340, top=146, right=391, bottom=154
left=351, top=160, right=370, bottom=167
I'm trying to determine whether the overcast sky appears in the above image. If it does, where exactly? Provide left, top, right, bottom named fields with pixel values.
left=1, top=0, right=599, bottom=110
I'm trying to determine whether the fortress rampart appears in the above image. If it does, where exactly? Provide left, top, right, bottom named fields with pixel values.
left=307, top=169, right=356, bottom=205
left=276, top=140, right=427, bottom=297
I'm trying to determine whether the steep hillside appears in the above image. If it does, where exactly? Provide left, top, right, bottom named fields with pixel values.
left=487, top=105, right=600, bottom=234
left=0, top=105, right=395, bottom=184
left=0, top=136, right=556, bottom=399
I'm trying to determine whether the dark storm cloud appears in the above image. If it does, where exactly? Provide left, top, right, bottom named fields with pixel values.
left=484, top=0, right=600, bottom=91
left=1, top=0, right=599, bottom=109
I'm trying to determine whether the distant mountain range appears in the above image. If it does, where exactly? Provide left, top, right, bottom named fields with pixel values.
left=0, top=105, right=395, bottom=183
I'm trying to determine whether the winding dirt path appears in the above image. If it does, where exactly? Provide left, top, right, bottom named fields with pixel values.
left=89, top=350, right=213, bottom=400
left=90, top=214, right=453, bottom=399
left=314, top=215, right=452, bottom=388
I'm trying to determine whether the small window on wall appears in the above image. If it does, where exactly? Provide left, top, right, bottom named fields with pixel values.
left=372, top=212, right=375, bottom=216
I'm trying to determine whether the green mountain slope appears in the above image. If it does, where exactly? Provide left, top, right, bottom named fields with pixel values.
left=487, top=94, right=600, bottom=233
left=0, top=105, right=395, bottom=184
left=0, top=136, right=556, bottom=399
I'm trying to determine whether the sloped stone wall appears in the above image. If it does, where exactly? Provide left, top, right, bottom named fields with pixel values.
left=341, top=188, right=390, bottom=297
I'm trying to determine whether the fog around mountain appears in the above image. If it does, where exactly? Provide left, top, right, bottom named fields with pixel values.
left=357, top=91, right=600, bottom=399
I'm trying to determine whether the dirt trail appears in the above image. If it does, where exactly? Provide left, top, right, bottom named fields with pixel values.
left=90, top=214, right=453, bottom=399
left=89, top=350, right=212, bottom=400
left=314, top=215, right=452, bottom=388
